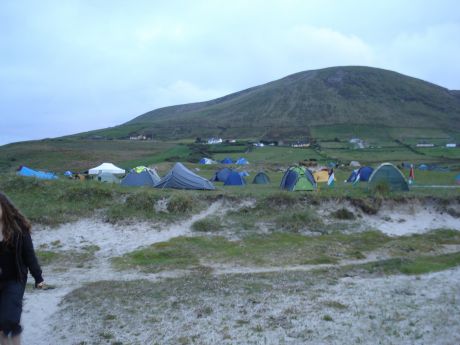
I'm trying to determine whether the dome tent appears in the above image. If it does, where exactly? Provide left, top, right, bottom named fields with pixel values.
left=280, top=166, right=316, bottom=191
left=199, top=158, right=216, bottom=165
left=211, top=168, right=233, bottom=182
left=368, top=163, right=409, bottom=191
left=221, top=157, right=233, bottom=164
left=155, top=163, right=215, bottom=190
left=224, top=171, right=246, bottom=186
left=252, top=172, right=270, bottom=184
left=121, top=167, right=161, bottom=187
left=346, top=166, right=374, bottom=183
left=236, top=157, right=249, bottom=165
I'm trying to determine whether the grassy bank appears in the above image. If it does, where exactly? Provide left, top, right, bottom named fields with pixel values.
left=0, top=172, right=459, bottom=227
left=112, top=229, right=460, bottom=273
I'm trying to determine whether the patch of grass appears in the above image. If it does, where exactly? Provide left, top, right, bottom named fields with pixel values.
left=322, top=315, right=334, bottom=321
left=356, top=252, right=460, bottom=275
left=274, top=209, right=324, bottom=232
left=167, top=193, right=195, bottom=213
left=192, top=216, right=223, bottom=232
left=323, top=300, right=348, bottom=310
left=330, top=207, right=356, bottom=220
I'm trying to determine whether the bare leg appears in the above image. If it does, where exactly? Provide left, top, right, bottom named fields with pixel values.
left=10, top=334, right=19, bottom=345
left=0, top=332, right=10, bottom=345
left=10, top=335, right=19, bottom=345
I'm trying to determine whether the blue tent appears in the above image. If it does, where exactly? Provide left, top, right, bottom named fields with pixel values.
left=199, top=158, right=215, bottom=165
left=121, top=168, right=160, bottom=187
left=418, top=164, right=428, bottom=171
left=211, top=168, right=233, bottom=182
left=346, top=166, right=373, bottom=183
left=64, top=171, right=73, bottom=177
left=224, top=171, right=246, bottom=186
left=346, top=170, right=359, bottom=183
left=239, top=171, right=250, bottom=177
left=221, top=158, right=233, bottom=164
left=155, top=163, right=215, bottom=190
left=17, top=166, right=58, bottom=180
left=236, top=157, right=249, bottom=165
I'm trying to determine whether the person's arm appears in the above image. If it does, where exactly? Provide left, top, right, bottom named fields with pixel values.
left=21, top=231, right=44, bottom=287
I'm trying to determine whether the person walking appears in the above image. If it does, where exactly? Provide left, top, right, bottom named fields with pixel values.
left=0, top=192, right=44, bottom=345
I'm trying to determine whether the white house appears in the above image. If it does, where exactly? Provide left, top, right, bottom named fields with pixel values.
left=207, top=138, right=223, bottom=144
left=446, top=143, right=457, bottom=148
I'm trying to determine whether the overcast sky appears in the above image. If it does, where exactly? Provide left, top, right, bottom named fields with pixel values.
left=1, top=0, right=459, bottom=145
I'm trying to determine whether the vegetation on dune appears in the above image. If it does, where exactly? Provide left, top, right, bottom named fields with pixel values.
left=112, top=229, right=460, bottom=273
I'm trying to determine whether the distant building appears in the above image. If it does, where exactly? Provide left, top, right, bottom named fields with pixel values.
left=253, top=142, right=264, bottom=147
left=416, top=143, right=435, bottom=147
left=446, top=143, right=457, bottom=148
left=129, top=135, right=147, bottom=140
left=207, top=137, right=223, bottom=144
left=291, top=142, right=310, bottom=148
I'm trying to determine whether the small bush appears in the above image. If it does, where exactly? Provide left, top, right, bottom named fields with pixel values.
left=192, top=217, right=222, bottom=232
left=331, top=208, right=355, bottom=220
left=125, top=191, right=159, bottom=211
left=167, top=193, right=194, bottom=213
left=275, top=209, right=323, bottom=232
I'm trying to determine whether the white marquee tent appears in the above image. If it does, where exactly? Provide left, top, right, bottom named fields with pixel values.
left=88, top=162, right=125, bottom=175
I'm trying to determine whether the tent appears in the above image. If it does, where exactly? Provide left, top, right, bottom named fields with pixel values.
left=211, top=168, right=233, bottom=182
left=280, top=166, right=317, bottom=191
left=350, top=161, right=361, bottom=167
left=17, top=166, right=58, bottom=180
left=88, top=162, right=125, bottom=175
left=239, top=171, right=250, bottom=177
left=121, top=167, right=160, bottom=187
left=346, top=166, right=373, bottom=183
left=252, top=172, right=270, bottom=184
left=418, top=164, right=428, bottom=171
left=155, top=163, right=215, bottom=190
left=64, top=171, right=73, bottom=177
left=236, top=157, right=249, bottom=165
left=199, top=158, right=216, bottom=165
left=313, top=170, right=329, bottom=183
left=221, top=158, right=233, bottom=164
left=455, top=174, right=460, bottom=185
left=97, top=172, right=119, bottom=183
left=224, top=171, right=246, bottom=186
left=368, top=163, right=409, bottom=191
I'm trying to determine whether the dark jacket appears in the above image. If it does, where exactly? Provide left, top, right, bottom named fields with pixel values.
left=13, top=231, right=43, bottom=287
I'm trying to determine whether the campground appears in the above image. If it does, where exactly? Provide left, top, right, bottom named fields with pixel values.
left=1, top=136, right=460, bottom=344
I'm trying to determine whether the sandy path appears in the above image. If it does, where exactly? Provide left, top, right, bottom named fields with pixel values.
left=21, top=201, right=223, bottom=345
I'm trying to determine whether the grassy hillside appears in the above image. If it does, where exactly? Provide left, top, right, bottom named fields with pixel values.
left=73, top=66, right=460, bottom=141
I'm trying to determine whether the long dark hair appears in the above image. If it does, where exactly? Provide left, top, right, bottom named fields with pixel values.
left=0, top=192, right=31, bottom=245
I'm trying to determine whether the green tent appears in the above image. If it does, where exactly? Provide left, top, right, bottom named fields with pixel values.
left=252, top=172, right=271, bottom=184
left=368, top=163, right=409, bottom=191
left=280, top=166, right=316, bottom=191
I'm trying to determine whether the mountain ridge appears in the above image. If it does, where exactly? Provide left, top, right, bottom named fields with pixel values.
left=75, top=66, right=460, bottom=140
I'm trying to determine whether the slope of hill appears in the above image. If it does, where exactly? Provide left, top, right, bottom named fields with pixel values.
left=74, top=66, right=460, bottom=141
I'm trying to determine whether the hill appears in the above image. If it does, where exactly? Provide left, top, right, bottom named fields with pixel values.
left=74, top=66, right=460, bottom=141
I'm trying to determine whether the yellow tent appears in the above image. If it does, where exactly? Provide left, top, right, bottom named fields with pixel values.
left=313, top=170, right=330, bottom=183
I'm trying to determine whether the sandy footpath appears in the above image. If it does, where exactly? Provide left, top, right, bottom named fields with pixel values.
left=20, top=202, right=460, bottom=345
